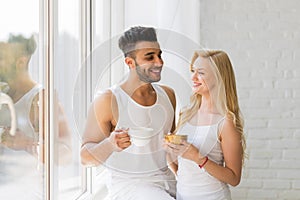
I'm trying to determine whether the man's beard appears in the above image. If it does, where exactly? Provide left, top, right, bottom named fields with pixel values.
left=135, top=61, right=161, bottom=83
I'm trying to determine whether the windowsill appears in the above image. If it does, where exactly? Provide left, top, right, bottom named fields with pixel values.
left=92, top=167, right=110, bottom=199
left=59, top=176, right=82, bottom=200
left=76, top=166, right=110, bottom=200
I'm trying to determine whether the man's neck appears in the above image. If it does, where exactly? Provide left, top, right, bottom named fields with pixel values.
left=7, top=74, right=36, bottom=102
left=121, top=80, right=157, bottom=106
left=121, top=79, right=154, bottom=97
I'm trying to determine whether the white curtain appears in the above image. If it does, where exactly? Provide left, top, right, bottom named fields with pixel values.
left=124, top=0, right=201, bottom=109
left=97, top=0, right=201, bottom=108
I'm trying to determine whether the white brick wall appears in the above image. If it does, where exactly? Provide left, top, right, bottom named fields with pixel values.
left=200, top=0, right=300, bottom=199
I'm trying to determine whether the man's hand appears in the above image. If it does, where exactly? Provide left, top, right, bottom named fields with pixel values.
left=108, top=128, right=131, bottom=152
left=1, top=127, right=35, bottom=151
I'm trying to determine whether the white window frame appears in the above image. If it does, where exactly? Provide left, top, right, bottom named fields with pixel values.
left=44, top=0, right=90, bottom=199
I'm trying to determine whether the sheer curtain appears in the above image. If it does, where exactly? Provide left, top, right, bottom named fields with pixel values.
left=93, top=0, right=201, bottom=116
left=124, top=0, right=201, bottom=115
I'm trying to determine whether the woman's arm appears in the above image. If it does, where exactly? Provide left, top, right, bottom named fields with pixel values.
left=203, top=118, right=243, bottom=186
left=168, top=118, right=243, bottom=186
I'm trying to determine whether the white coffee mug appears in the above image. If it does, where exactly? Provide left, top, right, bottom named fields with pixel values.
left=128, top=127, right=154, bottom=147
left=0, top=92, right=16, bottom=139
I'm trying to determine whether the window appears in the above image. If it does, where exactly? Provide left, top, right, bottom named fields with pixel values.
left=54, top=0, right=84, bottom=199
left=0, top=0, right=85, bottom=199
left=0, top=0, right=45, bottom=199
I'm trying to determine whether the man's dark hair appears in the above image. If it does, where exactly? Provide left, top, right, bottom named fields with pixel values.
left=118, top=26, right=157, bottom=57
left=7, top=34, right=37, bottom=56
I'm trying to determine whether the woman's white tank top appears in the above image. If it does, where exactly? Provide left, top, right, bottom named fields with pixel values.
left=176, top=118, right=231, bottom=200
left=106, top=84, right=174, bottom=176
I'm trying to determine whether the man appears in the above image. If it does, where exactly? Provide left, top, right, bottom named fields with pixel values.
left=81, top=26, right=176, bottom=199
left=0, top=34, right=72, bottom=199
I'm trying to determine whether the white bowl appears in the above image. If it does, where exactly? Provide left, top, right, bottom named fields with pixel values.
left=128, top=127, right=154, bottom=146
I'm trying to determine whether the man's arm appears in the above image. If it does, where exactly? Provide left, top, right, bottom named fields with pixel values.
left=160, top=85, right=176, bottom=132
left=34, top=90, right=73, bottom=165
left=55, top=101, right=72, bottom=165
left=0, top=89, right=73, bottom=165
left=80, top=90, right=131, bottom=167
left=160, top=85, right=178, bottom=173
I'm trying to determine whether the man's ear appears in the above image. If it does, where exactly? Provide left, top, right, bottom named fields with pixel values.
left=16, top=56, right=29, bottom=70
left=125, top=57, right=135, bottom=69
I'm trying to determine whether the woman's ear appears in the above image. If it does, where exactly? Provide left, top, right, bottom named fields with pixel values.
left=125, top=57, right=135, bottom=69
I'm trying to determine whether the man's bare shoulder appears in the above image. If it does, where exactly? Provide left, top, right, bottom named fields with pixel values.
left=158, top=85, right=175, bottom=99
left=94, top=89, right=114, bottom=103
left=93, top=89, right=117, bottom=119
left=158, top=84, right=176, bottom=108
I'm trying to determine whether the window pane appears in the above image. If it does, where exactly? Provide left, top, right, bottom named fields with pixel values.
left=0, top=0, right=45, bottom=199
left=54, top=0, right=84, bottom=199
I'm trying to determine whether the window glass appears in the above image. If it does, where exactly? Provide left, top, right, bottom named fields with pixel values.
left=0, top=0, right=45, bottom=199
left=54, top=0, right=84, bottom=199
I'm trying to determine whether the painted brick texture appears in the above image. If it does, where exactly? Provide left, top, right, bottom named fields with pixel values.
left=200, top=0, right=300, bottom=199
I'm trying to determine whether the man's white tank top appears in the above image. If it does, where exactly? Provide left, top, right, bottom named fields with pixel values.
left=0, top=84, right=42, bottom=138
left=0, top=84, right=43, bottom=199
left=106, top=83, right=174, bottom=176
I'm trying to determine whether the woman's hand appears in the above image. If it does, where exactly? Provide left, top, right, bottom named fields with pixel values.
left=164, top=140, right=204, bottom=163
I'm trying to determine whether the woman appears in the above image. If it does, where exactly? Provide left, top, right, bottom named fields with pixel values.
left=164, top=50, right=246, bottom=200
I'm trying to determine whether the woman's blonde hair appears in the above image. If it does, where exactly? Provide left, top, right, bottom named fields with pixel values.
left=176, top=49, right=246, bottom=163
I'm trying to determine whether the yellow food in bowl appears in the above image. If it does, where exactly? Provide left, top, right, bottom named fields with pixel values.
left=165, top=134, right=187, bottom=144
